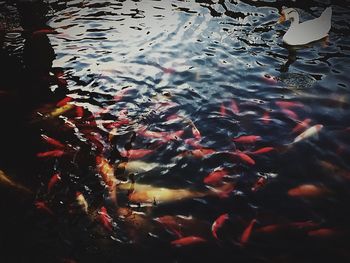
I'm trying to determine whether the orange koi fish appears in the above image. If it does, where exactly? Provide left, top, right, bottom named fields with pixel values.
left=288, top=184, right=330, bottom=198
left=120, top=149, right=154, bottom=160
left=212, top=213, right=229, bottom=240
left=96, top=156, right=118, bottom=203
left=98, top=206, right=113, bottom=231
left=307, top=228, right=339, bottom=238
left=240, top=219, right=257, bottom=246
left=233, top=151, right=255, bottom=166
left=56, top=96, right=73, bottom=107
left=204, top=169, right=228, bottom=185
left=276, top=101, right=304, bottom=109
left=48, top=173, right=61, bottom=193
left=41, top=135, right=65, bottom=149
left=233, top=135, right=261, bottom=144
left=231, top=99, right=239, bottom=114
left=292, top=118, right=312, bottom=134
left=171, top=236, right=206, bottom=247
left=192, top=126, right=202, bottom=140
left=37, top=150, right=65, bottom=158
left=249, top=147, right=275, bottom=155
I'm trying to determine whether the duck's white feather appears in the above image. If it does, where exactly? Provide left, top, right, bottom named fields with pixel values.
left=283, top=7, right=332, bottom=46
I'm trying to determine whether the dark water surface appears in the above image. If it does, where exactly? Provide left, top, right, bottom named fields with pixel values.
left=1, top=0, right=350, bottom=262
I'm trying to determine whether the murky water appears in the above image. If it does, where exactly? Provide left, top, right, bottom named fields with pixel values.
left=1, top=0, right=350, bottom=262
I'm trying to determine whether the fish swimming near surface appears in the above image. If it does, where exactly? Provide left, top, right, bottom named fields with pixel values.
left=292, top=124, right=323, bottom=144
left=212, top=213, right=229, bottom=240
left=171, top=236, right=206, bottom=247
left=0, top=170, right=32, bottom=194
left=240, top=219, right=257, bottom=246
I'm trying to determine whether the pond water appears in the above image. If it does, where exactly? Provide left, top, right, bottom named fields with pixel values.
left=0, top=0, right=350, bottom=262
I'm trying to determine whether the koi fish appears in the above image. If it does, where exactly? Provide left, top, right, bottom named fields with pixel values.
left=56, top=96, right=73, bottom=107
left=212, top=213, right=229, bottom=240
left=117, top=160, right=160, bottom=174
left=75, top=106, right=84, bottom=118
left=49, top=104, right=75, bottom=118
left=119, top=182, right=235, bottom=204
left=276, top=101, right=304, bottom=109
left=249, top=147, right=274, bottom=155
left=76, top=192, right=88, bottom=213
left=155, top=216, right=183, bottom=238
left=184, top=138, right=202, bottom=148
left=292, top=124, right=323, bottom=144
left=292, top=118, right=312, bottom=134
left=0, top=170, right=31, bottom=193
left=251, top=177, right=267, bottom=192
left=96, top=156, right=118, bottom=203
left=231, top=100, right=239, bottom=114
left=307, top=228, right=339, bottom=238
left=240, top=219, right=257, bottom=246
left=163, top=130, right=184, bottom=141
left=32, top=28, right=57, bottom=36
left=37, top=150, right=66, bottom=158
left=188, top=148, right=216, bottom=158
left=171, top=236, right=206, bottom=247
left=204, top=169, right=228, bottom=185
left=41, top=135, right=65, bottom=149
left=220, top=104, right=227, bottom=116
left=287, top=184, right=330, bottom=198
left=233, top=151, right=255, bottom=166
left=120, top=149, right=154, bottom=160
left=281, top=108, right=298, bottom=120
left=35, top=201, right=53, bottom=215
left=233, top=135, right=261, bottom=144
left=98, top=206, right=113, bottom=231
left=114, top=87, right=133, bottom=102
left=261, top=111, right=271, bottom=124
left=48, top=173, right=61, bottom=193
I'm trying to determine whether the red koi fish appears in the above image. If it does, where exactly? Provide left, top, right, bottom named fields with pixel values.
left=41, top=135, right=65, bottom=149
left=204, top=169, right=228, bottom=185
left=120, top=149, right=154, bottom=159
left=166, top=114, right=183, bottom=123
left=56, top=96, right=73, bottom=107
left=220, top=104, right=227, bottom=116
left=75, top=106, right=84, bottom=118
left=32, top=28, right=57, bottom=36
left=261, top=111, right=271, bottom=124
left=98, top=206, right=113, bottom=231
left=292, top=118, right=312, bottom=134
left=251, top=177, right=267, bottom=192
left=105, top=119, right=130, bottom=129
left=191, top=148, right=216, bottom=158
left=212, top=213, right=229, bottom=240
left=234, top=151, right=255, bottom=166
left=233, top=135, right=261, bottom=144
left=35, top=201, right=53, bottom=215
left=240, top=219, right=257, bottom=246
left=155, top=216, right=182, bottom=238
left=37, top=150, right=65, bottom=158
left=231, top=100, right=239, bottom=114
left=249, top=147, right=275, bottom=155
left=276, top=101, right=303, bottom=109
left=281, top=108, right=298, bottom=120
left=171, top=236, right=206, bottom=247
left=48, top=173, right=61, bottom=193
left=307, top=228, right=339, bottom=238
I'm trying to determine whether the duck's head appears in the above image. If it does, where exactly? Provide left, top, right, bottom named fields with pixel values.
left=278, top=8, right=299, bottom=24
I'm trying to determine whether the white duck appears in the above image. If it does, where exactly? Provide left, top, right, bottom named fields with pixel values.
left=278, top=7, right=332, bottom=46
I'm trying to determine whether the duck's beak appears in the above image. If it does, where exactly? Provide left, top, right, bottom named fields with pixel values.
left=278, top=14, right=286, bottom=24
